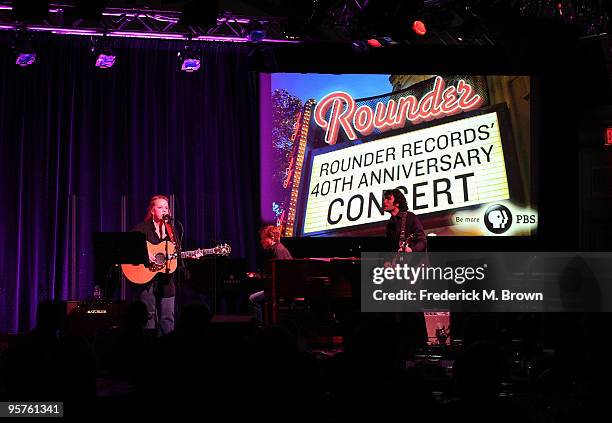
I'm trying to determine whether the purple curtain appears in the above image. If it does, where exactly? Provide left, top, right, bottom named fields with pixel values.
left=0, top=35, right=260, bottom=333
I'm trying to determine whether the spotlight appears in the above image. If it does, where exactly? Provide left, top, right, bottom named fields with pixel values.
left=412, top=20, right=427, bottom=36
left=379, top=36, right=399, bottom=47
left=16, top=52, right=36, bottom=67
left=248, top=29, right=267, bottom=43
left=91, top=36, right=116, bottom=69
left=244, top=21, right=267, bottom=43
left=361, top=37, right=398, bottom=49
left=351, top=40, right=369, bottom=53
left=181, top=58, right=201, bottom=72
left=95, top=50, right=116, bottom=69
left=177, top=45, right=201, bottom=72
left=13, top=34, right=37, bottom=67
left=367, top=38, right=382, bottom=48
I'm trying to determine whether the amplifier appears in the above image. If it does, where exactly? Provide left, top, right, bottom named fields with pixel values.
left=66, top=300, right=127, bottom=339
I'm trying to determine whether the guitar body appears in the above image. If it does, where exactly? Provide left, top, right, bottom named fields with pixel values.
left=121, top=241, right=178, bottom=284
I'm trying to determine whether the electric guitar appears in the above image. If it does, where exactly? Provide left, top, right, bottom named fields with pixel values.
left=390, top=233, right=416, bottom=266
left=121, top=241, right=231, bottom=284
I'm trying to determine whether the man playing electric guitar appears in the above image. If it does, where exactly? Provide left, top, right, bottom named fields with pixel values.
left=383, top=188, right=427, bottom=256
left=382, top=188, right=429, bottom=348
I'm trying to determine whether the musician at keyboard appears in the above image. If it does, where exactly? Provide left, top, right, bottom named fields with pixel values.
left=249, top=225, right=293, bottom=324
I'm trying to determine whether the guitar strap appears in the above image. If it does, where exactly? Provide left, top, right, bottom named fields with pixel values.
left=398, top=211, right=408, bottom=250
left=164, top=222, right=176, bottom=243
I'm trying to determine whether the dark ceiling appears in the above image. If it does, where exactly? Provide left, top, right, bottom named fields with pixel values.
left=1, top=0, right=609, bottom=46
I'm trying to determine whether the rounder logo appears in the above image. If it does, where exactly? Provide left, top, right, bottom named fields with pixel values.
left=484, top=204, right=512, bottom=234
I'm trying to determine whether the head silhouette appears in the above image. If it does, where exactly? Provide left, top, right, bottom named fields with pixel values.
left=487, top=210, right=508, bottom=229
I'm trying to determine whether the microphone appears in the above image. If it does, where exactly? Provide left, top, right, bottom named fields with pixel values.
left=162, top=214, right=172, bottom=222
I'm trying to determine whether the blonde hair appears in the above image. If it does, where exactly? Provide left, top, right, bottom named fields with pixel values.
left=144, top=195, right=170, bottom=221
left=260, top=225, right=281, bottom=243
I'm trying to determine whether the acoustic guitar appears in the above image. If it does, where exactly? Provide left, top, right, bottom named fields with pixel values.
left=121, top=241, right=231, bottom=284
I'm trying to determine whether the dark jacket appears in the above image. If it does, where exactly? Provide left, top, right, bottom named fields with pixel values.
left=385, top=211, right=427, bottom=253
left=267, top=242, right=293, bottom=260
left=263, top=242, right=293, bottom=277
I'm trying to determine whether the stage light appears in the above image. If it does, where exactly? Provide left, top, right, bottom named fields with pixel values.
left=248, top=29, right=266, bottom=43
left=95, top=51, right=116, bottom=68
left=359, top=36, right=398, bottom=50
left=16, top=52, right=36, bottom=66
left=91, top=36, right=116, bottom=69
left=351, top=40, right=369, bottom=53
left=367, top=38, right=382, bottom=48
left=412, top=20, right=427, bottom=36
left=181, top=58, right=201, bottom=72
left=13, top=35, right=37, bottom=67
left=379, top=36, right=399, bottom=47
left=177, top=44, right=201, bottom=72
left=244, top=20, right=267, bottom=43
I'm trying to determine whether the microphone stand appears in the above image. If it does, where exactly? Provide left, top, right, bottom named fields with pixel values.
left=159, top=217, right=173, bottom=337
left=164, top=216, right=184, bottom=328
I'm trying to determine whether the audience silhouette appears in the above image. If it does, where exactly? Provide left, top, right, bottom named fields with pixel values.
left=0, top=301, right=604, bottom=422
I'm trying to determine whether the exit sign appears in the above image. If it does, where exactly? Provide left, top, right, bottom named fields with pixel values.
left=607, top=127, right=612, bottom=146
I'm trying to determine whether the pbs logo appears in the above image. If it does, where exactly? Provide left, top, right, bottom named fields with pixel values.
left=484, top=204, right=512, bottom=234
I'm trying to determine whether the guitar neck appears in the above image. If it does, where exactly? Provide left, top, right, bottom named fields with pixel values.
left=179, top=248, right=217, bottom=259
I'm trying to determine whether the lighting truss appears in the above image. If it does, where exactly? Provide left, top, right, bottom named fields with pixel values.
left=0, top=2, right=299, bottom=43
